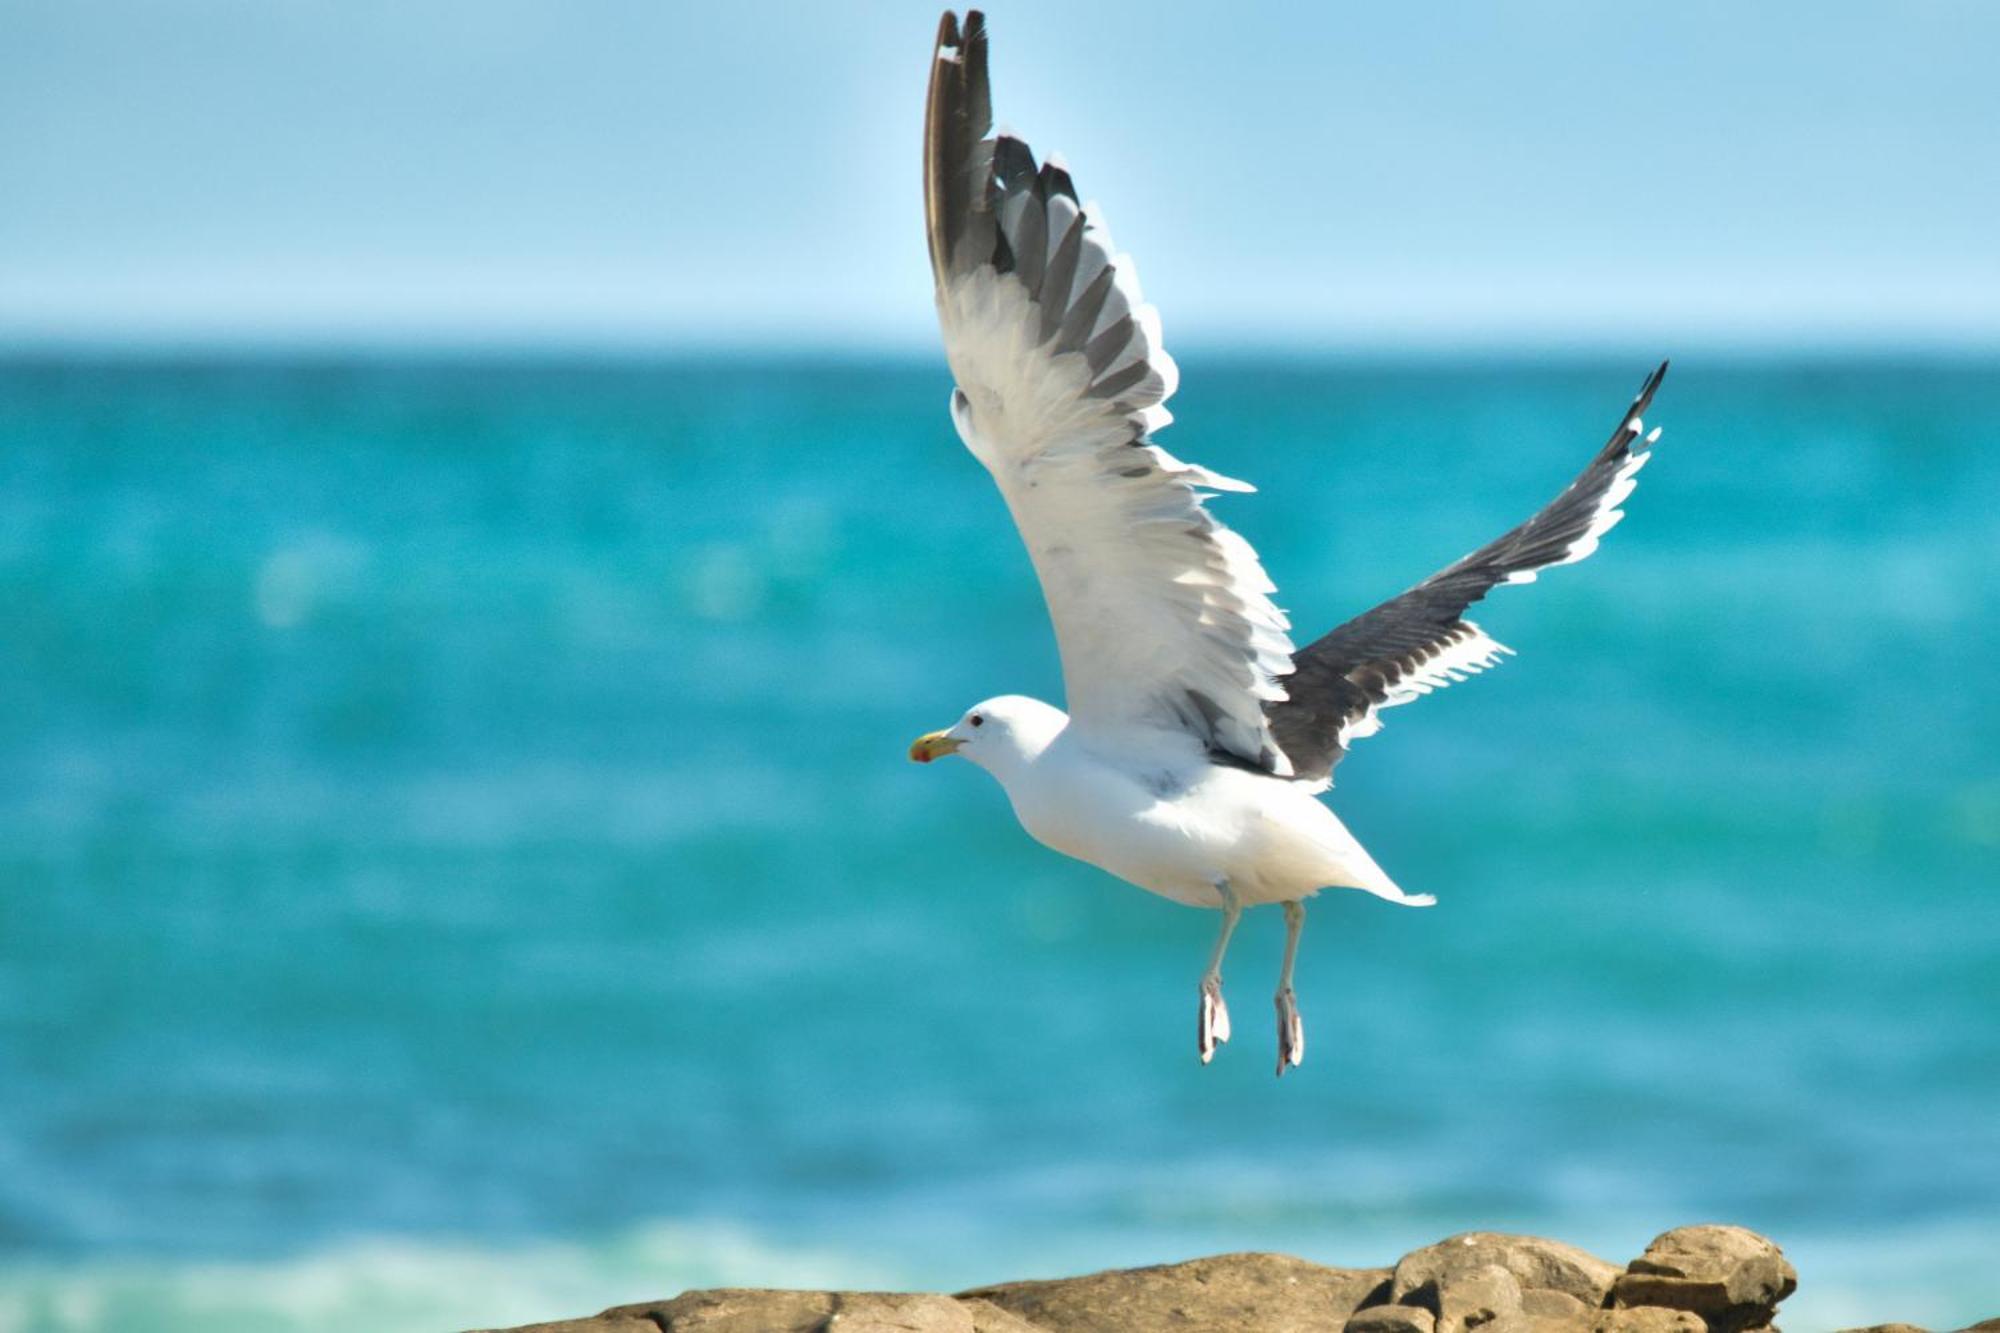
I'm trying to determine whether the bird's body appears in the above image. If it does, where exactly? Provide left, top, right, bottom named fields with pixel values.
left=910, top=11, right=1668, bottom=1073
left=962, top=697, right=1415, bottom=912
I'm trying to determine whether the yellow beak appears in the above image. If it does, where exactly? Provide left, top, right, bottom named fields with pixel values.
left=909, top=729, right=962, bottom=763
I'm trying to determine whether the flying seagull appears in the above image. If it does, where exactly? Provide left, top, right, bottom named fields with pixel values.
left=908, top=10, right=1667, bottom=1074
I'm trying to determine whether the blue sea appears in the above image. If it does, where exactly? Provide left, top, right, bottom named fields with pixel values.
left=0, top=356, right=1994, bottom=1332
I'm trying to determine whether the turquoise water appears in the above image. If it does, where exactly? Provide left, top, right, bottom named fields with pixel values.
left=0, top=358, right=1994, bottom=1332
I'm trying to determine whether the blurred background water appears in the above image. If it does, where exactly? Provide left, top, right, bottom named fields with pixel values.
left=0, top=355, right=1993, bottom=1331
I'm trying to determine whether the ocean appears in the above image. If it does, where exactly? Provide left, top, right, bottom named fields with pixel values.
left=0, top=356, right=1993, bottom=1332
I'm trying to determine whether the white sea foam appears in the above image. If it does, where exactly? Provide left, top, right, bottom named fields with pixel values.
left=0, top=1221, right=905, bottom=1333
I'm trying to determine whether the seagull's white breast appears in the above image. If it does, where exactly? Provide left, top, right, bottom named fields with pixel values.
left=1002, top=739, right=1220, bottom=907
left=989, top=730, right=1411, bottom=910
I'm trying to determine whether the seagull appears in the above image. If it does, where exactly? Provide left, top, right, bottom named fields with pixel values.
left=908, top=10, right=1667, bottom=1074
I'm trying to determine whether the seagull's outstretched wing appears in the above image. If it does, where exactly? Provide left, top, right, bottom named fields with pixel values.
left=1268, top=363, right=1669, bottom=787
left=925, top=11, right=1296, bottom=774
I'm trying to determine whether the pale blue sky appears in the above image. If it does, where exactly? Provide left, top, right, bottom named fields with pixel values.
left=3, top=1, right=1996, bottom=351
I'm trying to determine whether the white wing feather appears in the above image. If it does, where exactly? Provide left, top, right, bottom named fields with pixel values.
left=925, top=16, right=1295, bottom=773
left=935, top=199, right=1295, bottom=773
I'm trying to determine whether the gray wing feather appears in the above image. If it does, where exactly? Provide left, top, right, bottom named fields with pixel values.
left=1268, top=362, right=1670, bottom=784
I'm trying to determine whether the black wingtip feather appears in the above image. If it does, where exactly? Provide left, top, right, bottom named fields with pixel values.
left=1626, top=359, right=1669, bottom=424
left=925, top=11, right=994, bottom=281
left=991, top=134, right=1037, bottom=191
left=1595, top=358, right=1671, bottom=463
left=1639, top=358, right=1669, bottom=407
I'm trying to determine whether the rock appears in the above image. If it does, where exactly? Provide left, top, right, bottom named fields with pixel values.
left=1524, top=1289, right=1594, bottom=1323
left=1391, top=1233, right=1623, bottom=1317
left=1434, top=1262, right=1523, bottom=1332
left=965, top=1251, right=1390, bottom=1332
left=1592, top=1310, right=1706, bottom=1333
left=475, top=1316, right=659, bottom=1333
left=960, top=1298, right=1053, bottom=1332
left=1347, top=1304, right=1439, bottom=1333
left=1609, top=1225, right=1798, bottom=1333
left=482, top=1288, right=1045, bottom=1333
left=472, top=1227, right=1935, bottom=1333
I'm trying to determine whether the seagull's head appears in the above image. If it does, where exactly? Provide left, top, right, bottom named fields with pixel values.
left=909, top=695, right=1064, bottom=773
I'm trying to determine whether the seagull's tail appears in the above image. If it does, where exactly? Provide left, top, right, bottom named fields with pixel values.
left=1376, top=885, right=1438, bottom=908
left=1292, top=799, right=1435, bottom=907
left=1346, top=869, right=1436, bottom=908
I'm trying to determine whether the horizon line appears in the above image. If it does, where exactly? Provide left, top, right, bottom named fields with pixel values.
left=3, top=330, right=1998, bottom=366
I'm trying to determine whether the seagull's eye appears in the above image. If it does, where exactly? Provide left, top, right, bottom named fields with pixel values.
left=970, top=714, right=984, bottom=728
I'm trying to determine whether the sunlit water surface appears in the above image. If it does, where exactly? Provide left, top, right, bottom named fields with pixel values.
left=0, top=358, right=1993, bottom=1331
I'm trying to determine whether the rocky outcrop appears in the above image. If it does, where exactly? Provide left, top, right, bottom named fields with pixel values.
left=1386, top=1231, right=1623, bottom=1332
left=964, top=1251, right=1388, bottom=1332
left=474, top=1225, right=1990, bottom=1333
left=1606, top=1226, right=1796, bottom=1333
left=488, top=1289, right=1045, bottom=1333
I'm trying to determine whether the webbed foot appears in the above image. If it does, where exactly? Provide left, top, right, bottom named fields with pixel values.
left=1275, top=985, right=1304, bottom=1075
left=1198, top=974, right=1231, bottom=1064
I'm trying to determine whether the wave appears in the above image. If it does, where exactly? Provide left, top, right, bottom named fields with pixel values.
left=0, top=1221, right=907, bottom=1333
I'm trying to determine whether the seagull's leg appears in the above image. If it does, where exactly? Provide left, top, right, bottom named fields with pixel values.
left=1198, top=879, right=1241, bottom=1065
left=1275, top=899, right=1306, bottom=1076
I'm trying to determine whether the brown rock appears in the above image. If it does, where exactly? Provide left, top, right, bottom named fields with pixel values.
left=960, top=1298, right=1054, bottom=1332
left=1592, top=1310, right=1705, bottom=1333
left=1435, top=1262, right=1524, bottom=1333
left=472, top=1316, right=660, bottom=1333
left=1523, top=1289, right=1593, bottom=1323
left=501, top=1288, right=1045, bottom=1333
left=470, top=1231, right=1850, bottom=1333
left=1347, top=1304, right=1440, bottom=1333
left=1392, top=1233, right=1623, bottom=1315
left=966, top=1251, right=1390, bottom=1332
left=1609, top=1226, right=1797, bottom=1333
